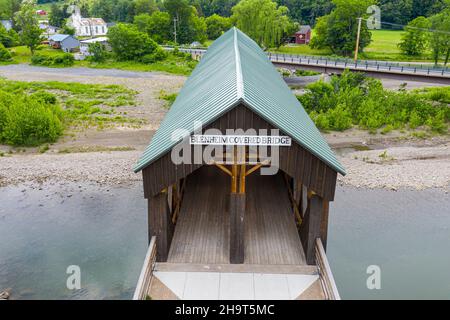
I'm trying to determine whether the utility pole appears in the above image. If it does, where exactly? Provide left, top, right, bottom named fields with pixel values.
left=173, top=17, right=178, bottom=45
left=354, top=17, right=362, bottom=62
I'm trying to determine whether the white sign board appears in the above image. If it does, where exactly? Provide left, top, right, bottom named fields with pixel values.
left=190, top=135, right=292, bottom=146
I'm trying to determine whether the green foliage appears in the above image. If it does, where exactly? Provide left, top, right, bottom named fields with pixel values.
left=0, top=42, right=12, bottom=61
left=205, top=14, right=232, bottom=39
left=14, top=0, right=42, bottom=54
left=164, top=0, right=207, bottom=44
left=231, top=0, right=296, bottom=48
left=88, top=42, right=108, bottom=62
left=31, top=52, right=74, bottom=66
left=0, top=90, right=63, bottom=146
left=0, top=79, right=139, bottom=146
left=398, top=16, right=431, bottom=56
left=311, top=0, right=374, bottom=56
left=0, top=25, right=19, bottom=47
left=60, top=23, right=75, bottom=36
left=134, top=0, right=158, bottom=16
left=141, top=46, right=168, bottom=63
left=428, top=9, right=450, bottom=65
left=134, top=11, right=171, bottom=43
left=48, top=2, right=70, bottom=28
left=158, top=90, right=178, bottom=108
left=298, top=70, right=449, bottom=133
left=108, top=23, right=158, bottom=61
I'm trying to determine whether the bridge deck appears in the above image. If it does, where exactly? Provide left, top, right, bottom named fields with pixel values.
left=167, top=166, right=306, bottom=265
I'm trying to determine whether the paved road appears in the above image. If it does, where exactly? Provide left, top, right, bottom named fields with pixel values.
left=0, top=64, right=164, bottom=79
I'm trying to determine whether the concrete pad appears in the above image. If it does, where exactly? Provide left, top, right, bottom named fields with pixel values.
left=286, top=274, right=319, bottom=300
left=253, top=273, right=290, bottom=300
left=153, top=271, right=187, bottom=299
left=219, top=273, right=254, bottom=300
left=183, top=272, right=220, bottom=300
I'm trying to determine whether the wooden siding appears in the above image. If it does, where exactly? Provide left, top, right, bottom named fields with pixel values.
left=142, top=105, right=338, bottom=201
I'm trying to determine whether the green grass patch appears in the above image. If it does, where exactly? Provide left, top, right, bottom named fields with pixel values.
left=297, top=70, right=449, bottom=134
left=0, top=79, right=139, bottom=146
left=158, top=90, right=178, bottom=108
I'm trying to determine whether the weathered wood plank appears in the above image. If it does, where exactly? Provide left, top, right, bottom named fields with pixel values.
left=299, top=194, right=323, bottom=265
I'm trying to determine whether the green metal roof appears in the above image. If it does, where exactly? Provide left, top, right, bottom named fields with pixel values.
left=134, top=27, right=346, bottom=175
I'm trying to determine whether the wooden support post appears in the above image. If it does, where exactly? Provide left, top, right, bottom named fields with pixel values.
left=148, top=192, right=174, bottom=262
left=320, top=201, right=330, bottom=251
left=230, top=193, right=245, bottom=264
left=299, top=193, right=324, bottom=265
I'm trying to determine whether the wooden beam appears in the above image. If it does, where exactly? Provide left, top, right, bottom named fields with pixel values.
left=148, top=192, right=174, bottom=262
left=245, top=159, right=271, bottom=177
left=239, top=163, right=246, bottom=194
left=299, top=193, right=324, bottom=265
left=230, top=193, right=245, bottom=263
left=283, top=174, right=303, bottom=226
left=214, top=163, right=233, bottom=176
left=320, top=201, right=330, bottom=251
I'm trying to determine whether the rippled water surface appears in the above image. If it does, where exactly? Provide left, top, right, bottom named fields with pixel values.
left=0, top=182, right=449, bottom=299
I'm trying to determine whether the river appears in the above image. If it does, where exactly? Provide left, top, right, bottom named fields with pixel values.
left=0, top=182, right=449, bottom=299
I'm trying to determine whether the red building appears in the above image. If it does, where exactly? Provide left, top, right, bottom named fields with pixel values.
left=291, top=25, right=312, bottom=45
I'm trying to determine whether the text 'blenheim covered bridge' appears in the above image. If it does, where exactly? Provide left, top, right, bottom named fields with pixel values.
left=133, top=27, right=345, bottom=300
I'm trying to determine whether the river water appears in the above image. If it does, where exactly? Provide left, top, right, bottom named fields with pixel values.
left=0, top=182, right=449, bottom=299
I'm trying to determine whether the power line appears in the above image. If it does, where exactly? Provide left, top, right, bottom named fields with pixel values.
left=360, top=18, right=450, bottom=35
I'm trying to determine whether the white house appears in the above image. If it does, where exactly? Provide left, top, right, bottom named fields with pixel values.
left=79, top=37, right=110, bottom=56
left=67, top=6, right=108, bottom=37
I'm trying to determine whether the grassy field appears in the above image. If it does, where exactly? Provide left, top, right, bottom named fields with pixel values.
left=272, top=29, right=438, bottom=62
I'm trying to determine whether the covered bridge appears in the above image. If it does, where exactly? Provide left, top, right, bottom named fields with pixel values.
left=134, top=28, right=345, bottom=296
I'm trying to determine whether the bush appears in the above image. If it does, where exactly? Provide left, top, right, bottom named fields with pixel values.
left=88, top=42, right=109, bottom=62
left=141, top=46, right=168, bottom=64
left=31, top=53, right=74, bottom=66
left=0, top=43, right=12, bottom=61
left=0, top=91, right=63, bottom=146
left=108, top=23, right=158, bottom=61
left=299, top=70, right=449, bottom=133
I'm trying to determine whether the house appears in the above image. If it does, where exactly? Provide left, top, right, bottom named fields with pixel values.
left=79, top=37, right=110, bottom=56
left=1, top=20, right=12, bottom=31
left=67, top=6, right=108, bottom=37
left=39, top=23, right=60, bottom=36
left=290, top=25, right=312, bottom=45
left=48, top=34, right=80, bottom=52
left=36, top=9, right=47, bottom=16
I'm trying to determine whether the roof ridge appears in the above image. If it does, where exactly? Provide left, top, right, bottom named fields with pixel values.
left=233, top=28, right=244, bottom=100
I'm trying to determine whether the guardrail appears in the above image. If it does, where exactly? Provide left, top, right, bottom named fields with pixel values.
left=161, top=46, right=450, bottom=77
left=315, top=238, right=341, bottom=300
left=268, top=52, right=450, bottom=77
left=133, top=236, right=157, bottom=300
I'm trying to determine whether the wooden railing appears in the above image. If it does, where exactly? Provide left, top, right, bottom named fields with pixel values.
left=315, top=238, right=341, bottom=300
left=133, top=236, right=157, bottom=300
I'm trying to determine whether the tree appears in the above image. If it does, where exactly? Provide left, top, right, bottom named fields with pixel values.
left=88, top=42, right=108, bottom=62
left=60, top=22, right=75, bottom=36
left=205, top=14, right=232, bottom=39
left=90, top=0, right=114, bottom=22
left=428, top=10, right=450, bottom=65
left=14, top=0, right=42, bottom=54
left=310, top=0, right=374, bottom=56
left=398, top=17, right=431, bottom=56
left=49, top=3, right=66, bottom=28
left=231, top=0, right=296, bottom=48
left=133, top=0, right=157, bottom=16
left=0, top=24, right=19, bottom=47
left=107, top=23, right=158, bottom=60
left=277, top=0, right=334, bottom=25
left=0, top=0, right=21, bottom=25
left=134, top=11, right=171, bottom=43
left=164, top=0, right=207, bottom=44
left=379, top=0, right=413, bottom=26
